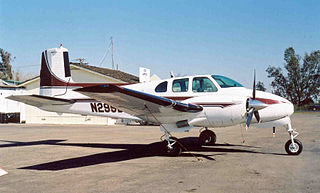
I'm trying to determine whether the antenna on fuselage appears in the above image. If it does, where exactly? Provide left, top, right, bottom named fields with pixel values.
left=170, top=71, right=174, bottom=78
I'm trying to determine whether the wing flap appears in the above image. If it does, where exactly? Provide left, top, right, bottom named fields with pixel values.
left=6, top=95, right=75, bottom=107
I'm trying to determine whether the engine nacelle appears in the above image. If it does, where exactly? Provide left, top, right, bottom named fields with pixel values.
left=184, top=95, right=247, bottom=127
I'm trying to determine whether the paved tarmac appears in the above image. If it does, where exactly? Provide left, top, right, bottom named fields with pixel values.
left=0, top=113, right=319, bottom=193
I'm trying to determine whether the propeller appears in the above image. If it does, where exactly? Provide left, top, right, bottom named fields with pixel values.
left=245, top=69, right=267, bottom=130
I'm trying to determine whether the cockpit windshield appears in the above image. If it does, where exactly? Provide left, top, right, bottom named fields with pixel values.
left=211, top=75, right=243, bottom=88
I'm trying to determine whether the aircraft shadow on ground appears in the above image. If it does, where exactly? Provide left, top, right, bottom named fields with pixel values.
left=0, top=137, right=287, bottom=171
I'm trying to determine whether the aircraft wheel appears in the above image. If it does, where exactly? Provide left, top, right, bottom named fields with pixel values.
left=199, top=130, right=216, bottom=146
left=285, top=139, right=303, bottom=155
left=161, top=137, right=182, bottom=156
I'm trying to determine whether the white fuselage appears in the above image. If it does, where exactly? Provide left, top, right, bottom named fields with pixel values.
left=125, top=75, right=293, bottom=128
left=40, top=74, right=294, bottom=131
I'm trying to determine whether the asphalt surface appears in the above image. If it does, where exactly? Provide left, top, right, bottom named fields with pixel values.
left=0, top=113, right=319, bottom=193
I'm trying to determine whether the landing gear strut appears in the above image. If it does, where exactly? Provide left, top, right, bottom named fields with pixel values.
left=285, top=122, right=303, bottom=155
left=199, top=128, right=216, bottom=146
left=161, top=131, right=182, bottom=156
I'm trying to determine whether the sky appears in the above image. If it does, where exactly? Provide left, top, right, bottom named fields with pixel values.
left=0, top=0, right=319, bottom=89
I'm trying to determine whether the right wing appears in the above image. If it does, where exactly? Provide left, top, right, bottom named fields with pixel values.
left=6, top=95, right=75, bottom=107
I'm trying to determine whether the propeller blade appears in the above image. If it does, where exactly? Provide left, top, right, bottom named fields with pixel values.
left=253, top=68, right=256, bottom=99
left=246, top=108, right=254, bottom=130
left=246, top=68, right=261, bottom=130
left=254, top=110, right=260, bottom=123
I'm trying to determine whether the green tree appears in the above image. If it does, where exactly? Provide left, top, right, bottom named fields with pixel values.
left=266, top=47, right=320, bottom=106
left=0, top=48, right=13, bottom=80
left=256, top=81, right=266, bottom=91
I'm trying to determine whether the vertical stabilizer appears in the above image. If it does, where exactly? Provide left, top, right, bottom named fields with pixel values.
left=40, top=46, right=72, bottom=87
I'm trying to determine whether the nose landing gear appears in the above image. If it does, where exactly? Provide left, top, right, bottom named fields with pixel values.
left=285, top=122, right=303, bottom=155
left=285, top=139, right=303, bottom=155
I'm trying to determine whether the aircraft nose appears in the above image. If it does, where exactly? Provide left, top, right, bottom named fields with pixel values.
left=280, top=97, right=294, bottom=116
left=288, top=100, right=294, bottom=116
left=256, top=91, right=294, bottom=122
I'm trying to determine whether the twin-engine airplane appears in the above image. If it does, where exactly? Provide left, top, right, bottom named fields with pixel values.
left=8, top=46, right=303, bottom=156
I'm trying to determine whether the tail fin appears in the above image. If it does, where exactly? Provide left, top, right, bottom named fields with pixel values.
left=40, top=46, right=71, bottom=87
left=38, top=46, right=129, bottom=97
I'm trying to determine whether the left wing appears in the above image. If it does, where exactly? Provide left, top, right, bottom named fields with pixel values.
left=75, top=84, right=202, bottom=123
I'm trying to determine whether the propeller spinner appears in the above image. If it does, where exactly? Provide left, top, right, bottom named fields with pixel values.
left=245, top=69, right=268, bottom=130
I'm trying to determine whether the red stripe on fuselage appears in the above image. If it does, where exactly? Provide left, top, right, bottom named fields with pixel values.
left=193, top=103, right=235, bottom=108
left=254, top=97, right=280, bottom=104
left=164, top=96, right=193, bottom=101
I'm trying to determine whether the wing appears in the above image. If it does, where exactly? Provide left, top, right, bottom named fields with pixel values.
left=6, top=95, right=75, bottom=107
left=75, top=84, right=202, bottom=123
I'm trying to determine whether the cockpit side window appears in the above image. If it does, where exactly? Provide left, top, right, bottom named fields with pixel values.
left=172, top=78, right=189, bottom=92
left=155, top=81, right=168, bottom=92
left=192, top=77, right=217, bottom=92
left=211, top=75, right=243, bottom=88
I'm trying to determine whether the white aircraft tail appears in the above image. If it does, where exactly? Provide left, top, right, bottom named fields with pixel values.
left=39, top=45, right=73, bottom=96
left=40, top=46, right=72, bottom=84
left=38, top=45, right=129, bottom=98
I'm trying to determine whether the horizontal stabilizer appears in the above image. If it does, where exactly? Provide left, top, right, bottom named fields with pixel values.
left=6, top=95, right=75, bottom=107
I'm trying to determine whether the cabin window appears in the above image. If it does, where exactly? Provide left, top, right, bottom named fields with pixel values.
left=172, top=78, right=189, bottom=92
left=192, top=77, right=217, bottom=92
left=155, top=81, right=168, bottom=92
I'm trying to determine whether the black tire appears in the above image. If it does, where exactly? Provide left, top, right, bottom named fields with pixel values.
left=285, top=139, right=303, bottom=155
left=161, top=137, right=182, bottom=156
left=199, top=130, right=216, bottom=146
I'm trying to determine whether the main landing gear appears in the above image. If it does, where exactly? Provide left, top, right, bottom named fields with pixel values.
left=285, top=122, right=303, bottom=155
left=161, top=131, right=182, bottom=156
left=199, top=127, right=216, bottom=146
left=161, top=127, right=217, bottom=156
